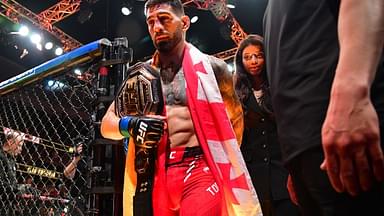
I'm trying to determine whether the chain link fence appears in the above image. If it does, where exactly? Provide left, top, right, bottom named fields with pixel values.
left=0, top=63, right=98, bottom=216
left=0, top=38, right=132, bottom=216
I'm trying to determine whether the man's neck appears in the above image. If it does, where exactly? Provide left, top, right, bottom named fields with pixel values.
left=158, top=42, right=186, bottom=70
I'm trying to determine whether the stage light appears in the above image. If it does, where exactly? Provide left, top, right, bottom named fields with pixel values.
left=121, top=6, right=132, bottom=16
left=30, top=33, right=41, bottom=44
left=226, top=4, right=235, bottom=9
left=18, top=26, right=29, bottom=36
left=47, top=80, right=66, bottom=89
left=74, top=69, right=82, bottom=75
left=47, top=80, right=55, bottom=87
left=45, top=42, right=53, bottom=50
left=226, top=0, right=236, bottom=9
left=191, top=16, right=199, bottom=24
left=55, top=47, right=63, bottom=56
left=121, top=1, right=133, bottom=16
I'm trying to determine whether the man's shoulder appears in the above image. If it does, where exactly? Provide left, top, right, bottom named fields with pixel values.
left=207, top=55, right=226, bottom=70
left=206, top=55, right=231, bottom=81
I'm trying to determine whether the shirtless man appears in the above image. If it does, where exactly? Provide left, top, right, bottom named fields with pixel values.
left=101, top=0, right=259, bottom=215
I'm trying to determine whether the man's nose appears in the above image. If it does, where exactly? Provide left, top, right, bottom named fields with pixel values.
left=153, top=20, right=164, bottom=32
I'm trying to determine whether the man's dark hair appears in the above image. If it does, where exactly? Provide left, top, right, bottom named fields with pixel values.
left=144, top=0, right=185, bottom=16
left=2, top=130, right=18, bottom=147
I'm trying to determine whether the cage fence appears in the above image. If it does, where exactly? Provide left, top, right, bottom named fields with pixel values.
left=0, top=66, right=97, bottom=216
left=0, top=38, right=131, bottom=216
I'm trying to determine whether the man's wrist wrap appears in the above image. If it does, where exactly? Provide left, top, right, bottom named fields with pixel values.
left=119, top=116, right=131, bottom=138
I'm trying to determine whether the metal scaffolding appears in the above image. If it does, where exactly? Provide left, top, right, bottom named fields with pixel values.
left=0, top=0, right=245, bottom=52
left=38, top=0, right=81, bottom=27
left=0, top=0, right=82, bottom=51
left=183, top=0, right=248, bottom=45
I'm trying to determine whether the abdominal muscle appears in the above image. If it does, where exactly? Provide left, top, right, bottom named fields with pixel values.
left=166, top=105, right=199, bottom=148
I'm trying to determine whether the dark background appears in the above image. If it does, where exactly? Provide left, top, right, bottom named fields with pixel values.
left=0, top=0, right=268, bottom=81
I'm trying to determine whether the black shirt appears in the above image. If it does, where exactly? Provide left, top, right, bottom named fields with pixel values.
left=0, top=149, right=19, bottom=214
left=62, top=157, right=88, bottom=215
left=264, top=0, right=384, bottom=162
left=0, top=149, right=18, bottom=192
left=241, top=90, right=289, bottom=201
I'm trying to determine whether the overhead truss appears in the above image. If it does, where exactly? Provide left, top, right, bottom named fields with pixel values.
left=38, top=0, right=81, bottom=28
left=182, top=0, right=248, bottom=45
left=213, top=47, right=237, bottom=61
left=0, top=0, right=82, bottom=51
left=0, top=0, right=245, bottom=55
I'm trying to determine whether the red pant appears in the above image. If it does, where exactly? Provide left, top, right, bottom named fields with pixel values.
left=166, top=146, right=222, bottom=216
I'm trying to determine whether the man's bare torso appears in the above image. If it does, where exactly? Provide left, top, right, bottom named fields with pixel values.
left=156, top=54, right=243, bottom=148
left=160, top=66, right=198, bottom=148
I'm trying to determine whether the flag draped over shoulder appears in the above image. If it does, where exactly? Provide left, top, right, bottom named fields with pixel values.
left=122, top=43, right=262, bottom=216
left=181, top=43, right=262, bottom=215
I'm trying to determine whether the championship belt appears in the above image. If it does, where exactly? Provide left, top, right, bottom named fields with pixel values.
left=115, top=62, right=163, bottom=117
left=114, top=62, right=163, bottom=216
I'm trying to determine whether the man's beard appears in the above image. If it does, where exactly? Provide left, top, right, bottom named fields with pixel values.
left=155, top=40, right=174, bottom=52
left=154, top=29, right=182, bottom=53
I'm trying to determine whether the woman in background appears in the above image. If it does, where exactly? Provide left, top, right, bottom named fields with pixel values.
left=233, top=34, right=299, bottom=216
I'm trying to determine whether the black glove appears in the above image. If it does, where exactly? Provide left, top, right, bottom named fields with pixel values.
left=119, top=116, right=164, bottom=148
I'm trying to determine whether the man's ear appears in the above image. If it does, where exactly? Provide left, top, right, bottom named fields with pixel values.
left=181, top=15, right=190, bottom=31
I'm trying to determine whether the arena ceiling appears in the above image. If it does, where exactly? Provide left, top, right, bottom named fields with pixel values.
left=0, top=0, right=268, bottom=81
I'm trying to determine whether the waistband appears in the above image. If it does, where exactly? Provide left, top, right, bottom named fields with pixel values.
left=167, top=146, right=203, bottom=166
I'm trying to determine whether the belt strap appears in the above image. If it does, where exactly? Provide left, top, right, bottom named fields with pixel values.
left=167, top=146, right=203, bottom=166
left=134, top=146, right=155, bottom=216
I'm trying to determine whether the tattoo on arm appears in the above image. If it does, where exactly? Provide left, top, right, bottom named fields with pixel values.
left=210, top=56, right=244, bottom=145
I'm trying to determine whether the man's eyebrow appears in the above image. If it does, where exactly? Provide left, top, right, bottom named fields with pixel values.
left=146, top=11, right=172, bottom=20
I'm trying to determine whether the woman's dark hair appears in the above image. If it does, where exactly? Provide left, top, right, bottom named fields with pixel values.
left=145, top=0, right=184, bottom=16
left=233, top=34, right=271, bottom=113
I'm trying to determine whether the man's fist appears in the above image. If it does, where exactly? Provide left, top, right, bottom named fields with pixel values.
left=119, top=116, right=164, bottom=148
